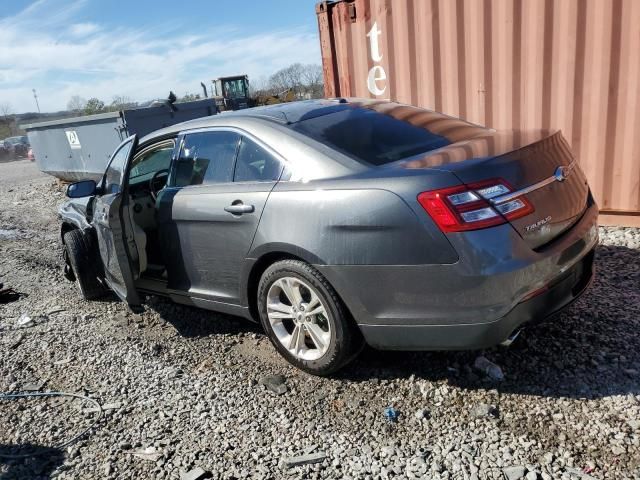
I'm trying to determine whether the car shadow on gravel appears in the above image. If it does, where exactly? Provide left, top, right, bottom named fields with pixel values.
left=145, top=296, right=262, bottom=338
left=0, top=444, right=64, bottom=480
left=336, top=244, right=640, bottom=400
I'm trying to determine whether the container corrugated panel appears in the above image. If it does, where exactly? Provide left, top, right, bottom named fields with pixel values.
left=317, top=0, right=640, bottom=222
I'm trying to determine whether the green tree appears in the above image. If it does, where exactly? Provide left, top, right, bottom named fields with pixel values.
left=84, top=98, right=106, bottom=115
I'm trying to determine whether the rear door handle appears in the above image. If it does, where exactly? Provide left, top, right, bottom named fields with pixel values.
left=224, top=203, right=255, bottom=215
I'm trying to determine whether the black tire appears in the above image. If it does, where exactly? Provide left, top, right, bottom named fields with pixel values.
left=60, top=234, right=76, bottom=282
left=257, top=260, right=363, bottom=376
left=63, top=229, right=106, bottom=300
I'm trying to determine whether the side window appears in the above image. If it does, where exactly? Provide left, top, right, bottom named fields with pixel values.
left=234, top=136, right=283, bottom=182
left=129, top=143, right=174, bottom=180
left=104, top=139, right=134, bottom=194
left=172, top=131, right=239, bottom=187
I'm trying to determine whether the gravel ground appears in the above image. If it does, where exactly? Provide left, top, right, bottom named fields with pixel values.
left=1, top=160, right=639, bottom=480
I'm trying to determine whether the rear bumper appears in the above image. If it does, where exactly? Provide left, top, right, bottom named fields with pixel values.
left=359, top=248, right=594, bottom=350
left=316, top=201, right=598, bottom=350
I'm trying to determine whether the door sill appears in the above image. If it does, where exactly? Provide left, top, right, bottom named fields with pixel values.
left=134, top=279, right=255, bottom=322
left=182, top=294, right=253, bottom=321
left=135, top=276, right=168, bottom=295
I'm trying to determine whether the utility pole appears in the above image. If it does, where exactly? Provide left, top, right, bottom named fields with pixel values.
left=32, top=88, right=41, bottom=113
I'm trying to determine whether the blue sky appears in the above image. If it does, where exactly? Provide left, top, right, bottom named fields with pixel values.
left=0, top=0, right=321, bottom=113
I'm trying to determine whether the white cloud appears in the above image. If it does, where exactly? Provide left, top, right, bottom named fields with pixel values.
left=68, top=22, right=100, bottom=37
left=0, top=0, right=321, bottom=113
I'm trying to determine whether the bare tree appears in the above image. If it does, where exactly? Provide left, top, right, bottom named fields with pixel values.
left=267, top=63, right=324, bottom=99
left=0, top=101, right=12, bottom=119
left=268, top=63, right=306, bottom=96
left=0, top=102, right=12, bottom=138
left=301, top=64, right=323, bottom=88
left=301, top=64, right=324, bottom=98
left=110, top=95, right=136, bottom=111
left=177, top=93, right=201, bottom=103
left=67, top=95, right=87, bottom=113
left=248, top=75, right=269, bottom=97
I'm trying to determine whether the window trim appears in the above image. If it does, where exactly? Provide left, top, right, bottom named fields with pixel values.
left=132, top=139, right=176, bottom=164
left=100, top=136, right=136, bottom=194
left=232, top=135, right=285, bottom=184
left=167, top=126, right=288, bottom=189
left=127, top=139, right=176, bottom=180
left=169, top=129, right=241, bottom=188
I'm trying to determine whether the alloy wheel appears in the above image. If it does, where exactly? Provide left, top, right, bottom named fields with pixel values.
left=266, top=276, right=332, bottom=361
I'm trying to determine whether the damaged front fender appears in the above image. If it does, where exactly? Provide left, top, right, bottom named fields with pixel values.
left=58, top=197, right=93, bottom=243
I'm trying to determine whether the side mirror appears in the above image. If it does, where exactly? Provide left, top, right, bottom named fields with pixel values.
left=67, top=180, right=97, bottom=198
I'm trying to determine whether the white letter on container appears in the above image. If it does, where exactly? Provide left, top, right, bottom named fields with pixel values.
left=367, top=21, right=383, bottom=62
left=367, top=65, right=387, bottom=96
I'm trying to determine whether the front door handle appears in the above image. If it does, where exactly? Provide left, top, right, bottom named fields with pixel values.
left=224, top=203, right=255, bottom=215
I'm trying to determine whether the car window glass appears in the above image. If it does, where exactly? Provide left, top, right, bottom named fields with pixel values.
left=224, top=79, right=246, bottom=99
left=234, top=136, right=283, bottom=182
left=173, top=131, right=239, bottom=187
left=104, top=139, right=134, bottom=194
left=129, top=145, right=174, bottom=180
left=291, top=107, right=451, bottom=166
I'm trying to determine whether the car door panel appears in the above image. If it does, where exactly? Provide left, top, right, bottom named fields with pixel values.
left=157, top=129, right=285, bottom=306
left=157, top=182, right=275, bottom=303
left=94, top=195, right=136, bottom=299
left=92, top=135, right=141, bottom=307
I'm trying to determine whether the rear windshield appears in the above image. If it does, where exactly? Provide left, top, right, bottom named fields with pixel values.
left=290, top=107, right=451, bottom=166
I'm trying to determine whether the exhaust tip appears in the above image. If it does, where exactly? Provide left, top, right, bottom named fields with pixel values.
left=500, top=328, right=522, bottom=347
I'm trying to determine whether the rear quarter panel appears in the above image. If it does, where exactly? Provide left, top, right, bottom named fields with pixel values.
left=250, top=178, right=459, bottom=266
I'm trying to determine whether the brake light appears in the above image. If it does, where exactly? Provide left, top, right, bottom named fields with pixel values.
left=417, top=179, right=534, bottom=232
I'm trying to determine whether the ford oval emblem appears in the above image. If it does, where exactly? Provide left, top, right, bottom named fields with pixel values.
left=554, top=166, right=567, bottom=182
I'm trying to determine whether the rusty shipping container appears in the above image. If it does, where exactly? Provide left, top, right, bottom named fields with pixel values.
left=316, top=0, right=640, bottom=226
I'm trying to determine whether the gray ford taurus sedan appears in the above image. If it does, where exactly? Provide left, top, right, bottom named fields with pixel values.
left=59, top=99, right=598, bottom=375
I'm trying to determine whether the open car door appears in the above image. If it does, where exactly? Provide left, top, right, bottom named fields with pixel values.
left=92, top=135, right=142, bottom=309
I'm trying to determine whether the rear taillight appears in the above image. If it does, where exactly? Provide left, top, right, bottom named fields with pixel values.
left=417, top=179, right=534, bottom=232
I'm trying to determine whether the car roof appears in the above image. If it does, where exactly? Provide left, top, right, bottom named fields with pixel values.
left=139, top=98, right=394, bottom=144
left=140, top=98, right=487, bottom=146
left=139, top=98, right=394, bottom=178
left=142, top=99, right=330, bottom=138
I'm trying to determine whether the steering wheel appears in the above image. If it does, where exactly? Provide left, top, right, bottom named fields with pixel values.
left=149, top=169, right=169, bottom=201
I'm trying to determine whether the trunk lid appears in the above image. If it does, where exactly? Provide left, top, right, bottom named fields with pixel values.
left=400, top=129, right=590, bottom=249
